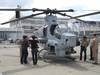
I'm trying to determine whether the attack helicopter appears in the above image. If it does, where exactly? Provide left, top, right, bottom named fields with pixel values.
left=0, top=7, right=100, bottom=60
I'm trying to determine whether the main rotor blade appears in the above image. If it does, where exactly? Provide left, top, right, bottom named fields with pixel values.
left=0, top=8, right=74, bottom=13
left=56, top=9, right=74, bottom=12
left=1, top=12, right=45, bottom=25
left=73, top=11, right=100, bottom=18
left=0, top=8, right=46, bottom=12
left=0, top=8, right=33, bottom=11
left=32, top=8, right=46, bottom=12
left=57, top=12, right=85, bottom=22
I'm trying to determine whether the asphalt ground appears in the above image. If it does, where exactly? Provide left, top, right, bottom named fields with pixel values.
left=0, top=44, right=100, bottom=75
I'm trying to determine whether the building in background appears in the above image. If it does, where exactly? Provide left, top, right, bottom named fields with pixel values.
left=0, top=17, right=100, bottom=41
left=0, top=27, right=22, bottom=41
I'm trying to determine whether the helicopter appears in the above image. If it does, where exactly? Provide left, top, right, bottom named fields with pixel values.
left=0, top=7, right=100, bottom=60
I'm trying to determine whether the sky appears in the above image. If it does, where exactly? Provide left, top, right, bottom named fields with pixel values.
left=0, top=0, right=100, bottom=27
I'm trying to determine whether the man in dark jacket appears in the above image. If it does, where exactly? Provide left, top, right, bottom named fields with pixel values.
left=20, top=35, right=29, bottom=64
left=29, top=35, right=39, bottom=65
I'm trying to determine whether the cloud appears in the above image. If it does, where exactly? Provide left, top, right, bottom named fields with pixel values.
left=0, top=0, right=18, bottom=7
left=0, top=0, right=34, bottom=8
left=0, top=0, right=100, bottom=27
left=0, top=0, right=34, bottom=27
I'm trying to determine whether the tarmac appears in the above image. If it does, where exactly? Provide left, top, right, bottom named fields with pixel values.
left=0, top=43, right=100, bottom=75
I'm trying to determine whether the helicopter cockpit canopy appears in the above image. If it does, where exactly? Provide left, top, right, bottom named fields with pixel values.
left=55, top=23, right=75, bottom=34
left=53, top=23, right=76, bottom=39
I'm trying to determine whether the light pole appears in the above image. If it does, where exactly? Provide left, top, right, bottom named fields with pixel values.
left=16, top=5, right=24, bottom=39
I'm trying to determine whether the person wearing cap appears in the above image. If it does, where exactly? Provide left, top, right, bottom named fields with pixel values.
left=80, top=35, right=89, bottom=61
left=20, top=35, right=29, bottom=64
left=89, top=38, right=94, bottom=60
left=91, top=33, right=98, bottom=64
left=29, top=35, right=39, bottom=65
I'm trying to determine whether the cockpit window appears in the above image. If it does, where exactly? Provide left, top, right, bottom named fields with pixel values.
left=50, top=24, right=58, bottom=35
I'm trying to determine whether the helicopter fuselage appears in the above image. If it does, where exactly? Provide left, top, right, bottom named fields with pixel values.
left=36, top=14, right=77, bottom=57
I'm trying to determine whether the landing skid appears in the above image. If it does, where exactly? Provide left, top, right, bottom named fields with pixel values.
left=38, top=49, right=76, bottom=62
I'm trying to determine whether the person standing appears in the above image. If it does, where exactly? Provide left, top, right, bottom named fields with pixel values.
left=89, top=39, right=94, bottom=60
left=92, top=33, right=98, bottom=64
left=29, top=35, right=39, bottom=65
left=80, top=35, right=89, bottom=61
left=20, top=35, right=29, bottom=64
